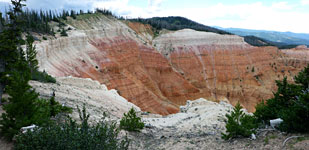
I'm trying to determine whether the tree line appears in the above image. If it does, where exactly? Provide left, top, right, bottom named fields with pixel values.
left=129, top=16, right=232, bottom=35
left=0, top=7, right=115, bottom=34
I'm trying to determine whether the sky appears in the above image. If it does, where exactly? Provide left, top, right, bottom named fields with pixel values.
left=0, top=0, right=309, bottom=33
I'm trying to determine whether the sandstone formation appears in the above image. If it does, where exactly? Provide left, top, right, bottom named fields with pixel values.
left=35, top=14, right=309, bottom=115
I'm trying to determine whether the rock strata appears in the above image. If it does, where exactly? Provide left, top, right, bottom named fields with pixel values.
left=35, top=14, right=309, bottom=114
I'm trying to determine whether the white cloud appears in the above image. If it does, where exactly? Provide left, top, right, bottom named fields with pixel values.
left=147, top=0, right=164, bottom=13
left=301, top=0, right=309, bottom=5
left=272, top=1, right=293, bottom=10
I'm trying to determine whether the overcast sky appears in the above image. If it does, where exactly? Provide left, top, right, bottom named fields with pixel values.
left=1, top=0, right=309, bottom=33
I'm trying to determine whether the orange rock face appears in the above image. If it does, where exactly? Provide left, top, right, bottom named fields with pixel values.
left=36, top=15, right=309, bottom=115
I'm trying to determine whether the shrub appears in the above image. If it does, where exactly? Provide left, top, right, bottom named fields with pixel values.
left=254, top=64, right=309, bottom=133
left=0, top=75, right=70, bottom=140
left=222, top=102, right=258, bottom=140
left=60, top=28, right=68, bottom=36
left=120, top=108, right=144, bottom=132
left=14, top=105, right=130, bottom=150
left=31, top=70, right=56, bottom=83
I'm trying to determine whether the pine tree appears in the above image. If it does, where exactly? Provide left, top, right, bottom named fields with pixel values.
left=222, top=102, right=258, bottom=140
left=0, top=0, right=26, bottom=105
left=0, top=0, right=53, bottom=140
left=0, top=59, right=46, bottom=140
left=25, top=35, right=38, bottom=74
left=120, top=108, right=144, bottom=132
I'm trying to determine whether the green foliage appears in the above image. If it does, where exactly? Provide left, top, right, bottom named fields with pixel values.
left=120, top=108, right=144, bottom=132
left=14, top=105, right=130, bottom=150
left=25, top=35, right=38, bottom=73
left=0, top=0, right=66, bottom=141
left=295, top=65, right=309, bottom=89
left=252, top=67, right=255, bottom=72
left=0, top=68, right=69, bottom=140
left=244, top=36, right=275, bottom=47
left=254, top=77, right=302, bottom=122
left=95, top=8, right=113, bottom=16
left=60, top=28, right=68, bottom=36
left=31, top=70, right=56, bottom=83
left=25, top=34, right=56, bottom=83
left=254, top=65, right=309, bottom=133
left=222, top=102, right=258, bottom=140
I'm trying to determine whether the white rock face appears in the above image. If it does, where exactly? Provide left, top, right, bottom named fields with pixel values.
left=143, top=98, right=234, bottom=133
left=30, top=77, right=140, bottom=123
left=153, top=29, right=251, bottom=57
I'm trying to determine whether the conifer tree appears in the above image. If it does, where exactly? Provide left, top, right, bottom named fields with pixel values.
left=25, top=34, right=38, bottom=74
left=0, top=0, right=26, bottom=105
left=0, top=0, right=56, bottom=140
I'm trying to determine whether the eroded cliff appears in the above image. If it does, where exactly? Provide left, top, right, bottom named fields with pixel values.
left=35, top=14, right=309, bottom=115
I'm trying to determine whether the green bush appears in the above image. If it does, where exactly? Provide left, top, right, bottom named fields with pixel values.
left=254, top=65, right=309, bottom=133
left=222, top=102, right=258, bottom=140
left=60, top=28, right=68, bottom=36
left=14, top=105, right=130, bottom=150
left=31, top=70, right=56, bottom=83
left=120, top=108, right=144, bottom=132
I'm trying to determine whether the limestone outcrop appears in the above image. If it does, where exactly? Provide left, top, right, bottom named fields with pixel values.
left=35, top=14, right=309, bottom=115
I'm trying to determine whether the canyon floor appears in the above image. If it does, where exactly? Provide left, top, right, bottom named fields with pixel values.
left=1, top=77, right=308, bottom=150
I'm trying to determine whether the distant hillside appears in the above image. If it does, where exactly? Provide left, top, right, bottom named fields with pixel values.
left=128, top=16, right=291, bottom=48
left=129, top=16, right=231, bottom=35
left=219, top=27, right=309, bottom=46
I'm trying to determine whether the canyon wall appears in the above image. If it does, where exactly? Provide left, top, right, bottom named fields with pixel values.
left=35, top=14, right=309, bottom=115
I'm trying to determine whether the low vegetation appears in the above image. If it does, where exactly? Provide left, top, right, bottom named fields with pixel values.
left=120, top=108, right=144, bottom=132
left=0, top=0, right=65, bottom=141
left=223, top=64, right=309, bottom=140
left=254, top=65, right=309, bottom=133
left=221, top=102, right=258, bottom=140
left=14, top=105, right=130, bottom=150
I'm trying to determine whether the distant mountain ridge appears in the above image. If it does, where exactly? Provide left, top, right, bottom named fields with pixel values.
left=217, top=27, right=309, bottom=46
left=129, top=16, right=231, bottom=35
left=129, top=16, right=292, bottom=48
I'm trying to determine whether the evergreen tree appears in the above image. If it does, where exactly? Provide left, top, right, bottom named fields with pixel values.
left=222, top=102, right=258, bottom=140
left=254, top=64, right=309, bottom=133
left=25, top=34, right=38, bottom=74
left=0, top=0, right=63, bottom=140
left=0, top=59, right=48, bottom=140
left=120, top=108, right=144, bottom=132
left=0, top=0, right=26, bottom=105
